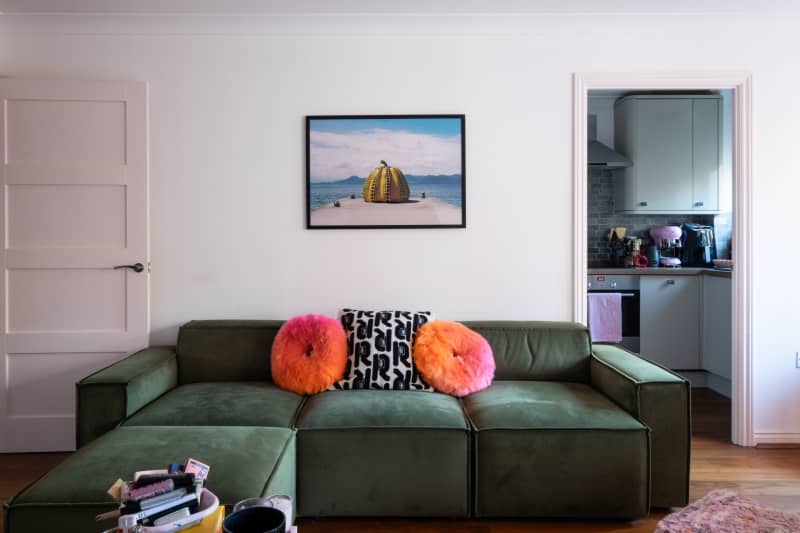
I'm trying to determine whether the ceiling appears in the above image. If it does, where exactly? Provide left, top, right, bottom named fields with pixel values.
left=1, top=0, right=798, bottom=15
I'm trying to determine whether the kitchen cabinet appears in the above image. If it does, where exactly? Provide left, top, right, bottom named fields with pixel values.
left=640, top=275, right=701, bottom=369
left=614, top=95, right=721, bottom=214
left=702, top=275, right=732, bottom=380
left=692, top=98, right=721, bottom=213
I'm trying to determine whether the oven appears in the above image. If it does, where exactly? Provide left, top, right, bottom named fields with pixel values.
left=587, top=274, right=640, bottom=353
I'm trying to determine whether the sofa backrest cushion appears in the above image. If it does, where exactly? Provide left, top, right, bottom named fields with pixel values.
left=177, top=320, right=283, bottom=383
left=461, top=321, right=591, bottom=382
left=176, top=319, right=591, bottom=384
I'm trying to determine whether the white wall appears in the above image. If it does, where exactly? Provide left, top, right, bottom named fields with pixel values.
left=2, top=12, right=799, bottom=441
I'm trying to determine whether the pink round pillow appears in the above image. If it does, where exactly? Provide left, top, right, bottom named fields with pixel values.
left=271, top=314, right=348, bottom=395
left=413, top=320, right=495, bottom=397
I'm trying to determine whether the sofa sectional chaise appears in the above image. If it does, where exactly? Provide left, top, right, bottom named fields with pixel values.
left=3, top=320, right=690, bottom=532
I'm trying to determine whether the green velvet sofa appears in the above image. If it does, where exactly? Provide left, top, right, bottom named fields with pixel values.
left=4, top=320, right=690, bottom=532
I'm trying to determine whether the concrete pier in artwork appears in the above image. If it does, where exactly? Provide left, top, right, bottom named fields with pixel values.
left=311, top=197, right=462, bottom=226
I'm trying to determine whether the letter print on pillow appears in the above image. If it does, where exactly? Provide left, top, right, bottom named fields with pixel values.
left=330, top=309, right=434, bottom=391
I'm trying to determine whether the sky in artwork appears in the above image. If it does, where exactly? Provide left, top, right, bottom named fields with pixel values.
left=309, top=117, right=462, bottom=182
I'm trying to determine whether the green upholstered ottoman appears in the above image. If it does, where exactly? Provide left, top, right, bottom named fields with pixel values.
left=4, top=426, right=295, bottom=533
left=124, top=382, right=304, bottom=428
left=296, top=390, right=471, bottom=517
left=462, top=381, right=650, bottom=519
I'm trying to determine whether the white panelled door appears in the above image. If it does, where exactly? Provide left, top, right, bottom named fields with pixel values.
left=0, top=79, right=149, bottom=452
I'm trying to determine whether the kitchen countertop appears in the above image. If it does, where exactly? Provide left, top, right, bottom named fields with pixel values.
left=589, top=267, right=732, bottom=278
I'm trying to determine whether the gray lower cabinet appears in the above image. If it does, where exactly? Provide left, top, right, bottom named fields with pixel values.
left=702, top=275, right=732, bottom=380
left=640, top=275, right=701, bottom=369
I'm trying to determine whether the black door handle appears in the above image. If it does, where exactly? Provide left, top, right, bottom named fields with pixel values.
left=114, top=262, right=145, bottom=273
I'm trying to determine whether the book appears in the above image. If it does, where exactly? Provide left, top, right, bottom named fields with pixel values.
left=153, top=506, right=191, bottom=526
left=117, top=491, right=199, bottom=529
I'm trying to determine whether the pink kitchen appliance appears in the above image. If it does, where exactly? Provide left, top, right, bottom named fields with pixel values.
left=649, top=226, right=683, bottom=267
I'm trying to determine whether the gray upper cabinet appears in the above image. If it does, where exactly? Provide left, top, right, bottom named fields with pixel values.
left=691, top=98, right=721, bottom=212
left=614, top=95, right=721, bottom=214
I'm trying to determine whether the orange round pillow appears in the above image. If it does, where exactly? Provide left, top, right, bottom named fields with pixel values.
left=413, top=320, right=495, bottom=397
left=271, top=314, right=348, bottom=395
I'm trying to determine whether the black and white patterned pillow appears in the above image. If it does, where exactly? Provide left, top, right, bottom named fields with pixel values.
left=330, top=309, right=433, bottom=391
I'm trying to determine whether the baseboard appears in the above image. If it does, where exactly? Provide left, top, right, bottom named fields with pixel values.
left=753, top=433, right=800, bottom=446
left=673, top=370, right=707, bottom=388
left=706, top=372, right=732, bottom=398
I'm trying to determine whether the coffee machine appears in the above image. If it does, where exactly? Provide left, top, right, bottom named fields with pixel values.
left=649, top=226, right=683, bottom=267
left=681, top=223, right=717, bottom=267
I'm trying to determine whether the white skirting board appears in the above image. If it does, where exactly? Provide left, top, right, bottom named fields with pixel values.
left=673, top=370, right=707, bottom=388
left=706, top=372, right=732, bottom=399
left=671, top=370, right=731, bottom=399
left=753, top=433, right=800, bottom=445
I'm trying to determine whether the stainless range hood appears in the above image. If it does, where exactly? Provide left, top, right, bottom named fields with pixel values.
left=588, top=140, right=633, bottom=168
left=588, top=114, right=632, bottom=168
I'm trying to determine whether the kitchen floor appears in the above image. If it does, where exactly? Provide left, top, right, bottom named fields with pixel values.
left=2, top=389, right=798, bottom=532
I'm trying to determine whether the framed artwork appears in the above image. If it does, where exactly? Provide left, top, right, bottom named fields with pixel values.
left=306, top=114, right=466, bottom=229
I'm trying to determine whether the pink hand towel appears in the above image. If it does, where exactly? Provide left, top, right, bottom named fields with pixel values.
left=587, top=293, right=623, bottom=343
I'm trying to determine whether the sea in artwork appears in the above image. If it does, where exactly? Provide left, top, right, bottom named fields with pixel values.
left=309, top=175, right=462, bottom=210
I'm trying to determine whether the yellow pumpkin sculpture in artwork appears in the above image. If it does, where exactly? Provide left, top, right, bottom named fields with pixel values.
left=362, top=160, right=411, bottom=203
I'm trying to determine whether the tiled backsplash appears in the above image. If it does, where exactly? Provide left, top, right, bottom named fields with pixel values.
left=588, top=169, right=719, bottom=267
left=713, top=211, right=733, bottom=260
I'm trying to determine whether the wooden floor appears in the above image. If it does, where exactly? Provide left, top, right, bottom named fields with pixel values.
left=1, top=389, right=798, bottom=532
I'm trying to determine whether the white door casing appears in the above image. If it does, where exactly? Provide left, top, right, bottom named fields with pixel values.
left=0, top=79, right=149, bottom=452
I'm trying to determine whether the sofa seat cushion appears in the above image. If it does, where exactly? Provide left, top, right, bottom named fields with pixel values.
left=464, top=380, right=645, bottom=431
left=123, top=381, right=304, bottom=428
left=298, top=389, right=468, bottom=430
left=5, top=426, right=295, bottom=533
left=462, top=381, right=649, bottom=519
left=295, top=390, right=470, bottom=517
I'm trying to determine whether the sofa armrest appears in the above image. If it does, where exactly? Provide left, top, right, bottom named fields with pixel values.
left=590, top=344, right=691, bottom=508
left=76, top=346, right=177, bottom=448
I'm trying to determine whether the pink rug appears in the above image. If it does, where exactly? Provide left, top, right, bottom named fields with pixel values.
left=656, top=489, right=800, bottom=532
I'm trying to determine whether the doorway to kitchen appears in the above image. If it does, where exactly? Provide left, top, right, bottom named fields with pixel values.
left=572, top=73, right=753, bottom=446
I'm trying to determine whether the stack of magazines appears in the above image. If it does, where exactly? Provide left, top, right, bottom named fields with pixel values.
left=97, top=458, right=218, bottom=531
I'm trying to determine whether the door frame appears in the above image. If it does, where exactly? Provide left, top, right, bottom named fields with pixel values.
left=572, top=72, right=753, bottom=446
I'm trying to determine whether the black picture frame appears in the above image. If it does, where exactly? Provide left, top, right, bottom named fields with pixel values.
left=306, top=114, right=466, bottom=229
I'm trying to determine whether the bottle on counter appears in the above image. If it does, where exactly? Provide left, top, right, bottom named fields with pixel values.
left=646, top=244, right=660, bottom=268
